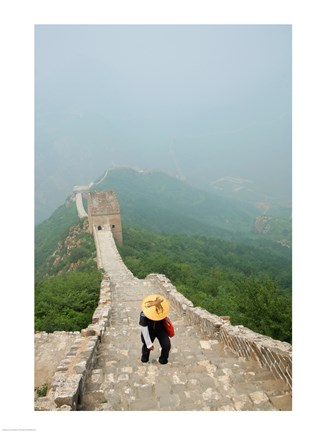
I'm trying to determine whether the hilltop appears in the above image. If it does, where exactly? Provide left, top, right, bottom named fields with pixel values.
left=87, top=168, right=291, bottom=246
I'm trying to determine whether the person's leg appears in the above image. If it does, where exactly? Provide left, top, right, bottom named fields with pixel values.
left=156, top=330, right=171, bottom=364
left=141, top=334, right=155, bottom=362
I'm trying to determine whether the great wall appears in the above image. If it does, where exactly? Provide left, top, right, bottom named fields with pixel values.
left=34, top=189, right=292, bottom=411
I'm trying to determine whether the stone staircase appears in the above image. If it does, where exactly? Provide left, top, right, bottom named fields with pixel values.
left=81, top=226, right=292, bottom=411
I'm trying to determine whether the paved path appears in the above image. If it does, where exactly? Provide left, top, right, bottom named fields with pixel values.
left=82, top=227, right=292, bottom=411
left=75, top=192, right=88, bottom=218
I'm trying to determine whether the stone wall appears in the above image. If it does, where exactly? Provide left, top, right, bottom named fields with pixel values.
left=75, top=192, right=88, bottom=218
left=34, top=332, right=80, bottom=389
left=35, top=266, right=292, bottom=411
left=145, top=273, right=292, bottom=389
left=34, top=275, right=113, bottom=411
left=87, top=190, right=123, bottom=245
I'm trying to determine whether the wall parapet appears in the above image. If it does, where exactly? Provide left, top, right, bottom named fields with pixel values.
left=75, top=192, right=88, bottom=218
left=92, top=225, right=103, bottom=269
left=145, top=273, right=292, bottom=389
left=35, top=274, right=112, bottom=411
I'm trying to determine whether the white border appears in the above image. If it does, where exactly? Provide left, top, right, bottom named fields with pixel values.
left=1, top=1, right=323, bottom=431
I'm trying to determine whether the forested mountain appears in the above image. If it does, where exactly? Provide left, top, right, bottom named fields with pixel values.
left=35, top=200, right=79, bottom=281
left=89, top=168, right=291, bottom=245
left=118, top=226, right=291, bottom=342
left=89, top=168, right=255, bottom=237
left=35, top=168, right=292, bottom=342
left=35, top=209, right=103, bottom=332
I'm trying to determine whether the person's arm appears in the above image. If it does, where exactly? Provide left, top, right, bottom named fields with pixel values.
left=139, top=312, right=154, bottom=349
left=141, top=326, right=154, bottom=350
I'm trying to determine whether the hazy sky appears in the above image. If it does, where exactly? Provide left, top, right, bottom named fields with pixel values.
left=35, top=24, right=291, bottom=221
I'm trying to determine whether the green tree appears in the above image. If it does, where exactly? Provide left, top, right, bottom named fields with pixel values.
left=35, top=270, right=102, bottom=332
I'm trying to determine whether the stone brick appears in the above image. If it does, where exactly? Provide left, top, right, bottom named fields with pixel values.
left=155, top=381, right=172, bottom=398
left=249, top=391, right=269, bottom=405
left=74, top=360, right=87, bottom=374
left=136, top=383, right=154, bottom=399
left=129, top=398, right=158, bottom=411
left=202, top=387, right=221, bottom=402
left=158, top=393, right=180, bottom=409
left=269, top=394, right=292, bottom=411
left=232, top=394, right=253, bottom=411
left=54, top=383, right=80, bottom=409
left=199, top=340, right=212, bottom=350
left=82, top=390, right=107, bottom=408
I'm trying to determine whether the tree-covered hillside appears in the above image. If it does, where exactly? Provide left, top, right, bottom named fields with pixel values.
left=35, top=201, right=102, bottom=332
left=35, top=199, right=79, bottom=280
left=90, top=168, right=291, bottom=246
left=91, top=168, right=259, bottom=237
left=35, top=270, right=102, bottom=332
left=35, top=168, right=292, bottom=341
left=118, top=226, right=292, bottom=343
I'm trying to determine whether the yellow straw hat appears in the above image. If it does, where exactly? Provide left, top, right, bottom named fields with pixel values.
left=142, top=294, right=170, bottom=321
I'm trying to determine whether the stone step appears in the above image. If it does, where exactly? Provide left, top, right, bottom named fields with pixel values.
left=82, top=298, right=291, bottom=411
left=81, top=227, right=292, bottom=411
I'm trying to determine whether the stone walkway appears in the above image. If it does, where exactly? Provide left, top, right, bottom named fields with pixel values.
left=82, top=227, right=292, bottom=411
left=75, top=192, right=88, bottom=218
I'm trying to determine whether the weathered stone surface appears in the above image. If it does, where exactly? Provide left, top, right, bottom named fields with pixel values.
left=269, top=394, right=292, bottom=411
left=82, top=390, right=107, bottom=408
left=34, top=332, right=79, bottom=388
left=232, top=394, right=253, bottom=411
left=34, top=395, right=58, bottom=411
left=199, top=340, right=212, bottom=350
left=136, top=383, right=154, bottom=399
left=54, top=391, right=76, bottom=408
left=74, top=361, right=87, bottom=374
left=159, top=393, right=179, bottom=409
left=249, top=391, right=269, bottom=405
left=155, top=381, right=172, bottom=397
left=54, top=375, right=83, bottom=407
left=82, top=248, right=292, bottom=411
left=35, top=202, right=292, bottom=412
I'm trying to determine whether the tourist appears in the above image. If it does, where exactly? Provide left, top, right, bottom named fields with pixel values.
left=139, top=294, right=171, bottom=365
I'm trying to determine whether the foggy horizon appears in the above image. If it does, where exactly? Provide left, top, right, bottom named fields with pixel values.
left=35, top=24, right=291, bottom=223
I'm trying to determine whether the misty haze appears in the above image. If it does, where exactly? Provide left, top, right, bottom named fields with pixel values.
left=35, top=24, right=291, bottom=224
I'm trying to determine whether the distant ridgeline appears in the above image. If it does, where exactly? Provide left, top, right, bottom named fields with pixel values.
left=90, top=168, right=291, bottom=245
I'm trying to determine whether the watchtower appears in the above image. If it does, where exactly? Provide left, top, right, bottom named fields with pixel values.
left=87, top=190, right=123, bottom=246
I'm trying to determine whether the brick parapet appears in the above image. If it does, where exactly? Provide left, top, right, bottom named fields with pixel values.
left=92, top=225, right=103, bottom=268
left=87, top=191, right=123, bottom=245
left=35, top=274, right=112, bottom=411
left=219, top=324, right=292, bottom=388
left=75, top=192, right=88, bottom=218
left=145, top=273, right=292, bottom=389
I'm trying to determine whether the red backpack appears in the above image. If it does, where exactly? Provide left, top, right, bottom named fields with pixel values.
left=163, top=316, right=175, bottom=337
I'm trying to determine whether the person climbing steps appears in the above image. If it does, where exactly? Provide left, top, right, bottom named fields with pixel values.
left=139, top=294, right=171, bottom=365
